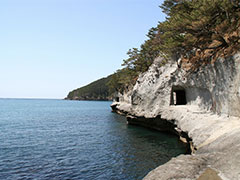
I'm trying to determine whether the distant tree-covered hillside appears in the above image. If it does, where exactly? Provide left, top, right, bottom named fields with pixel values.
left=67, top=0, right=240, bottom=100
left=66, top=75, right=113, bottom=101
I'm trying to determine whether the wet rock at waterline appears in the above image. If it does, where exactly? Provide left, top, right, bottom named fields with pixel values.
left=112, top=53, right=240, bottom=180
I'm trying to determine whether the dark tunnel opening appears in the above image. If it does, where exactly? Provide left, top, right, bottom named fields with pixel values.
left=171, top=87, right=187, bottom=105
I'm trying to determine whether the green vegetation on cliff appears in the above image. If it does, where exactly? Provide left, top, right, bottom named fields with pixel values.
left=66, top=75, right=113, bottom=100
left=108, top=0, right=240, bottom=91
left=67, top=0, right=240, bottom=100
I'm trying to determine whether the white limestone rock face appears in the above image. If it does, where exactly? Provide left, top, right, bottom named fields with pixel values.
left=115, top=53, right=240, bottom=117
left=130, top=57, right=177, bottom=117
left=113, top=52, right=240, bottom=180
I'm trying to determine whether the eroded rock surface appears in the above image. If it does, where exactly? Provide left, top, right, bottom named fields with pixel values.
left=112, top=53, right=240, bottom=180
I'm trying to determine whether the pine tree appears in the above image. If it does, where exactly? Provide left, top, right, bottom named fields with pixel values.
left=108, top=0, right=240, bottom=92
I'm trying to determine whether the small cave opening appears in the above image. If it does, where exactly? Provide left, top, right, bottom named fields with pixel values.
left=115, top=97, right=120, bottom=102
left=171, top=87, right=187, bottom=105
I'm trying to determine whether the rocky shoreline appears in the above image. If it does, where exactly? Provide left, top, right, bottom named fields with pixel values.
left=111, top=53, right=240, bottom=180
left=112, top=103, right=240, bottom=180
left=111, top=104, right=193, bottom=154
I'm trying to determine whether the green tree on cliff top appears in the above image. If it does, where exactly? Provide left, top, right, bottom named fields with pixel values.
left=108, top=0, right=240, bottom=92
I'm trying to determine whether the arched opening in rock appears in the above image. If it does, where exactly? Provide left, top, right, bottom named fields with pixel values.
left=171, top=87, right=187, bottom=105
left=115, top=97, right=120, bottom=102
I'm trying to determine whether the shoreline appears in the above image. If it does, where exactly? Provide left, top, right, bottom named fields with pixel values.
left=109, top=53, right=240, bottom=179
left=111, top=104, right=193, bottom=154
left=112, top=102, right=240, bottom=180
left=64, top=98, right=112, bottom=101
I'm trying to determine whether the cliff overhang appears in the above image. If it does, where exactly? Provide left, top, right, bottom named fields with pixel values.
left=111, top=53, right=240, bottom=180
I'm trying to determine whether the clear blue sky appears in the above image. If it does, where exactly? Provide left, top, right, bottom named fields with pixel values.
left=0, top=0, right=165, bottom=99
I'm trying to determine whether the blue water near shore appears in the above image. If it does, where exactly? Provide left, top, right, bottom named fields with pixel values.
left=0, top=99, right=186, bottom=180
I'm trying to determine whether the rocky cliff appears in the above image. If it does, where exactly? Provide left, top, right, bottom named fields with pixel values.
left=112, top=53, right=240, bottom=180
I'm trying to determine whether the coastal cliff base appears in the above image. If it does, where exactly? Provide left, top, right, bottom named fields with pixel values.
left=112, top=53, right=240, bottom=180
left=112, top=104, right=240, bottom=180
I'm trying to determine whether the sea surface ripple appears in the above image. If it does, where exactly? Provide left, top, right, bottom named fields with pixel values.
left=0, top=99, right=186, bottom=180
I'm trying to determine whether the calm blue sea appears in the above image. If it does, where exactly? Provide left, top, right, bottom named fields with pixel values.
left=0, top=99, right=186, bottom=180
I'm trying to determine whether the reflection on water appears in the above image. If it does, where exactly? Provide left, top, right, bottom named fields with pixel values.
left=0, top=99, right=186, bottom=180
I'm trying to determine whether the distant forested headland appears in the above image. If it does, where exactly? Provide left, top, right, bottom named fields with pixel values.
left=66, top=0, right=240, bottom=100
left=65, top=75, right=113, bottom=101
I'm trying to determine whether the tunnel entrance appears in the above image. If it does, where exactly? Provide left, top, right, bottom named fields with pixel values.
left=174, top=90, right=187, bottom=105
left=115, top=97, right=120, bottom=102
left=171, top=87, right=187, bottom=105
